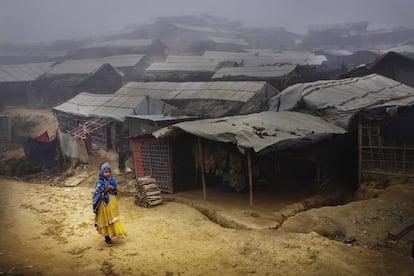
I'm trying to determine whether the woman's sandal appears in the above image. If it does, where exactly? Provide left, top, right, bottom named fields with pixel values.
left=105, top=236, right=112, bottom=247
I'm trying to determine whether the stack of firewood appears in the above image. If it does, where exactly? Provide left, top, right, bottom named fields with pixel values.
left=135, top=176, right=163, bottom=208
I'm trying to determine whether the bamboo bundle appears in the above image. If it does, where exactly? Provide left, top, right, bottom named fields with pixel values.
left=135, top=176, right=163, bottom=208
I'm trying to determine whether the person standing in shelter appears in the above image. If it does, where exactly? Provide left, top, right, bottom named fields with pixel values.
left=92, top=162, right=126, bottom=246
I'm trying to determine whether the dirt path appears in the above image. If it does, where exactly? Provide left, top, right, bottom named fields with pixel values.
left=0, top=176, right=413, bottom=275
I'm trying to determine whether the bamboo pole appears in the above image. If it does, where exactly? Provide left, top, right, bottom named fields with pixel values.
left=198, top=137, right=207, bottom=201
left=129, top=124, right=136, bottom=178
left=362, top=170, right=414, bottom=178
left=247, top=150, right=253, bottom=206
left=358, top=123, right=363, bottom=186
left=377, top=122, right=384, bottom=169
left=316, top=161, right=321, bottom=192
left=403, top=143, right=407, bottom=170
left=168, top=141, right=174, bottom=193
left=360, top=145, right=414, bottom=150
left=367, top=124, right=373, bottom=162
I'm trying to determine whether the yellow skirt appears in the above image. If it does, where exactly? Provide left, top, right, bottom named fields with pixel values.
left=95, top=195, right=126, bottom=237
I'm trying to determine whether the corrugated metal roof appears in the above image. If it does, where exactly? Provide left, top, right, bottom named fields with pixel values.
left=115, top=81, right=268, bottom=103
left=269, top=74, right=414, bottom=127
left=144, top=62, right=218, bottom=72
left=208, top=36, right=248, bottom=46
left=212, top=64, right=297, bottom=79
left=154, top=111, right=346, bottom=154
left=0, top=62, right=55, bottom=82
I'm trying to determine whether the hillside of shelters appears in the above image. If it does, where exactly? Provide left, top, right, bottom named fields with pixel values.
left=1, top=13, right=414, bottom=210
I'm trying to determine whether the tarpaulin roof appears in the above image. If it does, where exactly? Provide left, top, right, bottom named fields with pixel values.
left=53, top=92, right=171, bottom=122
left=0, top=62, right=55, bottom=82
left=165, top=55, right=220, bottom=64
left=169, top=22, right=216, bottom=33
left=245, top=49, right=327, bottom=66
left=315, top=49, right=354, bottom=56
left=48, top=59, right=119, bottom=75
left=203, top=50, right=278, bottom=66
left=82, top=54, right=147, bottom=68
left=203, top=50, right=258, bottom=59
left=133, top=97, right=175, bottom=116
left=269, top=74, right=414, bottom=128
left=153, top=111, right=346, bottom=154
left=144, top=62, right=218, bottom=72
left=115, top=81, right=272, bottom=103
left=386, top=40, right=414, bottom=55
left=203, top=50, right=326, bottom=66
left=339, top=52, right=414, bottom=88
left=127, top=114, right=197, bottom=123
left=212, top=64, right=298, bottom=79
left=307, top=21, right=368, bottom=32
left=208, top=36, right=248, bottom=46
left=54, top=81, right=277, bottom=121
left=81, top=39, right=156, bottom=49
left=53, top=93, right=113, bottom=117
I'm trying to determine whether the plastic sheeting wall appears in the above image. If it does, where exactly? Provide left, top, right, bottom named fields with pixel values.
left=57, top=129, right=88, bottom=163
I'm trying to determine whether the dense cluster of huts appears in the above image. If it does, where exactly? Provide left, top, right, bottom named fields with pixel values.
left=2, top=14, right=414, bottom=204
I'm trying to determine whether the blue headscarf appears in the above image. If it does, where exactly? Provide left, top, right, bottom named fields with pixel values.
left=92, top=162, right=118, bottom=214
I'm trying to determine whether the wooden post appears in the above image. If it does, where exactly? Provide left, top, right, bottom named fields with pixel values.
left=358, top=123, right=363, bottom=186
left=194, top=144, right=199, bottom=187
left=247, top=150, right=253, bottom=206
left=377, top=123, right=384, bottom=168
left=367, top=124, right=373, bottom=162
left=198, top=137, right=207, bottom=201
left=316, top=161, right=321, bottom=192
left=147, top=145, right=153, bottom=177
left=403, top=143, right=407, bottom=170
left=129, top=122, right=136, bottom=178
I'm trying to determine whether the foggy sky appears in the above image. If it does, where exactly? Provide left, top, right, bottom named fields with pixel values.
left=1, top=0, right=414, bottom=44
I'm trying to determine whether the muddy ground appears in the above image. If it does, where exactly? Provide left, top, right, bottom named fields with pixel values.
left=0, top=161, right=414, bottom=275
left=0, top=107, right=414, bottom=275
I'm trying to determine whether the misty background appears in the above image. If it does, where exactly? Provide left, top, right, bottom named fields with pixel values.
left=1, top=0, right=414, bottom=44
